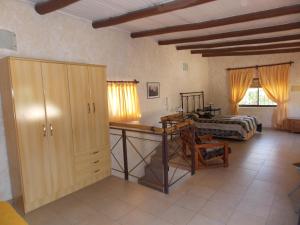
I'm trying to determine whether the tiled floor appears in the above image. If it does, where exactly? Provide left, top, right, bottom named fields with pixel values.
left=18, top=129, right=300, bottom=225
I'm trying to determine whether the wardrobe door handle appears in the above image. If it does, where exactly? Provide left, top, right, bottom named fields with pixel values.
left=88, top=103, right=91, bottom=114
left=93, top=103, right=96, bottom=113
left=50, top=124, right=54, bottom=136
left=43, top=125, right=47, bottom=137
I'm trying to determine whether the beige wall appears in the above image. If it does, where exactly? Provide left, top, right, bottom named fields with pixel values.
left=0, top=0, right=209, bottom=200
left=208, top=53, right=300, bottom=127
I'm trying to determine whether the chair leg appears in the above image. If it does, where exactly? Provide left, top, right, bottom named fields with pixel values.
left=198, top=153, right=207, bottom=167
left=223, top=144, right=229, bottom=167
left=194, top=151, right=199, bottom=169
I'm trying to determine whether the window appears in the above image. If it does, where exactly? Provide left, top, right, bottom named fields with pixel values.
left=239, top=87, right=277, bottom=107
left=107, top=82, right=141, bottom=122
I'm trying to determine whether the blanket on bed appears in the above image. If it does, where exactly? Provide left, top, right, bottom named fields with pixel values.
left=186, top=114, right=258, bottom=140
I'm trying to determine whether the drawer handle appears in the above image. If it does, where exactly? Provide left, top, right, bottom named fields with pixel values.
left=93, top=160, right=100, bottom=164
left=91, top=151, right=99, bottom=155
left=94, top=169, right=100, bottom=173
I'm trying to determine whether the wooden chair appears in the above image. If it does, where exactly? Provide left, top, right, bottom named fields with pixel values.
left=180, top=127, right=229, bottom=169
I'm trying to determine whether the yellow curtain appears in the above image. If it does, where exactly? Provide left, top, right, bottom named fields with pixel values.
left=229, top=68, right=254, bottom=114
left=258, top=64, right=290, bottom=129
left=107, top=82, right=141, bottom=122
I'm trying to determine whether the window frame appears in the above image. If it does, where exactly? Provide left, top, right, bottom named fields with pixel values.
left=239, top=87, right=277, bottom=108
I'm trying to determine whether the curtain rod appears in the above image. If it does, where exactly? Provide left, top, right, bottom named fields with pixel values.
left=107, top=79, right=139, bottom=84
left=226, top=61, right=294, bottom=71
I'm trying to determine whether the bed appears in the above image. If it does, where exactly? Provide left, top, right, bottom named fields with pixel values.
left=180, top=92, right=259, bottom=141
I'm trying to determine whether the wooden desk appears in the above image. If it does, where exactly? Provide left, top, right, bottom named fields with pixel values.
left=287, top=118, right=300, bottom=133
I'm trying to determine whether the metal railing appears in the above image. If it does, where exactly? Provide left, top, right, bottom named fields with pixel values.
left=109, top=118, right=195, bottom=194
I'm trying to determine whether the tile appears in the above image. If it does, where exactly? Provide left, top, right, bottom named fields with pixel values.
left=150, top=218, right=174, bottom=225
left=237, top=199, right=271, bottom=218
left=117, top=209, right=156, bottom=225
left=24, top=207, right=71, bottom=225
left=78, top=212, right=118, bottom=225
left=209, top=191, right=242, bottom=207
left=227, top=210, right=267, bottom=225
left=187, top=185, right=216, bottom=200
left=156, top=188, right=187, bottom=204
left=220, top=181, right=248, bottom=195
left=117, top=187, right=154, bottom=206
left=137, top=196, right=172, bottom=216
left=271, top=195, right=295, bottom=213
left=243, top=188, right=274, bottom=206
left=266, top=205, right=298, bottom=225
left=87, top=196, right=135, bottom=221
left=46, top=195, right=95, bottom=224
left=187, top=213, right=225, bottom=225
left=160, top=205, right=196, bottom=225
left=175, top=193, right=207, bottom=211
left=227, top=174, right=255, bottom=186
left=199, top=200, right=235, bottom=223
left=248, top=180, right=278, bottom=194
left=196, top=177, right=225, bottom=189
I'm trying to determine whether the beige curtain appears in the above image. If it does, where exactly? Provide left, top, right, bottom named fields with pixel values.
left=107, top=82, right=141, bottom=122
left=229, top=68, right=254, bottom=114
left=258, top=64, right=290, bottom=129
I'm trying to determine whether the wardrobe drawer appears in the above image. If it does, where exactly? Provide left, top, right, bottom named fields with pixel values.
left=92, top=167, right=111, bottom=182
left=74, top=149, right=109, bottom=163
left=89, top=150, right=102, bottom=159
left=74, top=151, right=110, bottom=172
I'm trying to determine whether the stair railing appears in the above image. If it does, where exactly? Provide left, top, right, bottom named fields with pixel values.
left=109, top=118, right=195, bottom=194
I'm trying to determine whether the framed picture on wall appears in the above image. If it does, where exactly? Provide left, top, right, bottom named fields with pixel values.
left=147, top=82, right=160, bottom=99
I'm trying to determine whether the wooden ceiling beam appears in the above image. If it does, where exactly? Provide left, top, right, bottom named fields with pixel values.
left=92, top=0, right=215, bottom=29
left=191, top=41, right=300, bottom=54
left=35, top=0, right=80, bottom=15
left=176, top=34, right=300, bottom=50
left=131, top=4, right=300, bottom=38
left=198, top=48, right=300, bottom=57
left=158, top=22, right=300, bottom=45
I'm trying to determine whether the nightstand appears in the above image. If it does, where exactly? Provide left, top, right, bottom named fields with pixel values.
left=287, top=118, right=300, bottom=133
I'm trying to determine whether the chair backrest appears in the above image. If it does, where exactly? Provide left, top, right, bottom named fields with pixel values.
left=180, top=126, right=196, bottom=152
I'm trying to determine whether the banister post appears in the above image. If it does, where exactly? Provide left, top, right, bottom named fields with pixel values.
left=162, top=121, right=169, bottom=194
left=191, top=125, right=196, bottom=175
left=122, top=129, right=129, bottom=180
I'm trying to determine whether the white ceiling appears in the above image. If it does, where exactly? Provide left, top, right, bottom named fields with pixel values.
left=29, top=0, right=300, bottom=46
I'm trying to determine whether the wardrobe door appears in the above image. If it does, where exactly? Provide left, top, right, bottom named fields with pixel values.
left=89, top=66, right=110, bottom=149
left=10, top=59, right=52, bottom=212
left=42, top=63, right=74, bottom=197
left=67, top=65, right=92, bottom=154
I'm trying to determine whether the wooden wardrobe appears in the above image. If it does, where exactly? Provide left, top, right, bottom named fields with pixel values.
left=0, top=57, right=111, bottom=213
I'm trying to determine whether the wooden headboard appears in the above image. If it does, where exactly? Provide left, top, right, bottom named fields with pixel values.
left=180, top=91, right=205, bottom=114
